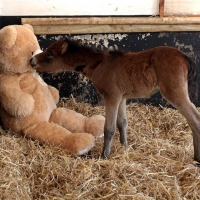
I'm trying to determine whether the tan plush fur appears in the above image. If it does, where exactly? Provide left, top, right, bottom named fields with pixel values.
left=0, top=25, right=105, bottom=155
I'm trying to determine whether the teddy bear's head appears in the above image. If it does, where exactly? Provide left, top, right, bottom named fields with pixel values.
left=0, top=24, right=41, bottom=74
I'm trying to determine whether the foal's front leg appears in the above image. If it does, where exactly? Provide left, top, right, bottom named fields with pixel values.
left=117, top=98, right=128, bottom=146
left=101, top=97, right=121, bottom=158
left=192, top=130, right=200, bottom=162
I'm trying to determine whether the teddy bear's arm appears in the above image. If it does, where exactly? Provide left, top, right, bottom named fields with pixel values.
left=0, top=76, right=35, bottom=117
left=48, top=85, right=60, bottom=104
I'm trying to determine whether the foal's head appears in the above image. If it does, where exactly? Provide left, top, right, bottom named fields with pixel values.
left=30, top=39, right=92, bottom=73
left=30, top=40, right=67, bottom=73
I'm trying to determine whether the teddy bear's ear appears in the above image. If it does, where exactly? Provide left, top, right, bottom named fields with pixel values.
left=0, top=26, right=17, bottom=50
left=23, top=24, right=34, bottom=33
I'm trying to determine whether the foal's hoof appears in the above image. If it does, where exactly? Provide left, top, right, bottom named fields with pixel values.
left=101, top=151, right=110, bottom=159
left=193, top=161, right=200, bottom=167
left=193, top=160, right=200, bottom=167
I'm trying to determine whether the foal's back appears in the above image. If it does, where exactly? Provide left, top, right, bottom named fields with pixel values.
left=93, top=46, right=186, bottom=99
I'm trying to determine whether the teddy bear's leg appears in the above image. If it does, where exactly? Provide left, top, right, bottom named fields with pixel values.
left=23, top=121, right=95, bottom=155
left=49, top=108, right=105, bottom=137
left=49, top=108, right=87, bottom=132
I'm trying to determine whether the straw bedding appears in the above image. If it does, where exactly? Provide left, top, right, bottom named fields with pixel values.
left=0, top=98, right=200, bottom=200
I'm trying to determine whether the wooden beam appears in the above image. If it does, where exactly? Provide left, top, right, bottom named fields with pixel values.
left=159, top=0, right=165, bottom=17
left=22, top=17, right=200, bottom=35
left=31, top=24, right=200, bottom=35
left=22, top=17, right=200, bottom=25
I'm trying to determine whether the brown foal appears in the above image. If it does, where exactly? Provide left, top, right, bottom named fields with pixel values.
left=30, top=38, right=200, bottom=162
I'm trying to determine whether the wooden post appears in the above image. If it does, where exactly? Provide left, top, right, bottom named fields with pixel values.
left=159, top=0, right=165, bottom=17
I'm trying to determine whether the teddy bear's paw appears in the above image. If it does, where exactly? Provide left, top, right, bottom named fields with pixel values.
left=97, top=132, right=104, bottom=138
left=76, top=143, right=94, bottom=156
left=85, top=115, right=105, bottom=137
left=68, top=133, right=95, bottom=155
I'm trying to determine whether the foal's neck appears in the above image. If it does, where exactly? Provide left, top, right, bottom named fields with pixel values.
left=73, top=49, right=103, bottom=78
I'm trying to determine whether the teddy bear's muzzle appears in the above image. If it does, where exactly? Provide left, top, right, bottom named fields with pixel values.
left=30, top=57, right=37, bottom=67
left=30, top=49, right=43, bottom=67
left=32, top=49, right=43, bottom=57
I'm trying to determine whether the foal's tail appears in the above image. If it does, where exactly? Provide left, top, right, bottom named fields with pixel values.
left=185, top=55, right=198, bottom=103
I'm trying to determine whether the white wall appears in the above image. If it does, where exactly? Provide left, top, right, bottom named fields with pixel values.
left=0, top=0, right=159, bottom=16
left=165, top=0, right=200, bottom=15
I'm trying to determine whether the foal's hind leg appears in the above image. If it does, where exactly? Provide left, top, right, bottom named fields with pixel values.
left=160, top=87, right=200, bottom=162
left=176, top=103, right=200, bottom=162
left=117, top=98, right=128, bottom=146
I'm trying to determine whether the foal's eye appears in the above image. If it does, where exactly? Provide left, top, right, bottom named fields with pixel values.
left=46, top=51, right=53, bottom=59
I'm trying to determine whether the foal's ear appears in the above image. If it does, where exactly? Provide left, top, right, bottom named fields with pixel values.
left=61, top=41, right=68, bottom=55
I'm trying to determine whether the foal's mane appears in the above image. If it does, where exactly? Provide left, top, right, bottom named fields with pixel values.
left=64, top=38, right=124, bottom=55
left=64, top=38, right=101, bottom=53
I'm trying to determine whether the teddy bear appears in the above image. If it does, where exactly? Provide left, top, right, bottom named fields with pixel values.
left=0, top=24, right=105, bottom=155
